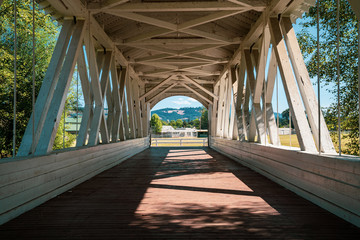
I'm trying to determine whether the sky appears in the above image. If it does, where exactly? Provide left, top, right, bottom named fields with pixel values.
left=152, top=18, right=336, bottom=114
left=152, top=96, right=204, bottom=110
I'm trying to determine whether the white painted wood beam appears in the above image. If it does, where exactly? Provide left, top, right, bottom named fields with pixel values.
left=235, top=57, right=246, bottom=141
left=242, top=75, right=251, bottom=141
left=140, top=75, right=176, bottom=100
left=132, top=79, right=143, bottom=138
left=87, top=49, right=112, bottom=146
left=133, top=48, right=226, bottom=65
left=144, top=78, right=214, bottom=85
left=215, top=0, right=295, bottom=86
left=146, top=82, right=179, bottom=104
left=138, top=66, right=219, bottom=76
left=126, top=76, right=136, bottom=139
left=118, top=38, right=239, bottom=46
left=140, top=85, right=148, bottom=137
left=100, top=1, right=266, bottom=12
left=281, top=17, right=335, bottom=153
left=216, top=77, right=226, bottom=137
left=18, top=20, right=75, bottom=156
left=263, top=49, right=281, bottom=146
left=179, top=83, right=213, bottom=105
left=117, top=11, right=242, bottom=44
left=96, top=0, right=130, bottom=10
left=269, top=17, right=317, bottom=152
left=137, top=59, right=214, bottom=65
left=110, top=60, right=121, bottom=142
left=244, top=49, right=266, bottom=144
left=76, top=47, right=93, bottom=147
left=229, top=67, right=239, bottom=140
left=88, top=14, right=142, bottom=84
left=134, top=53, right=173, bottom=63
left=226, top=0, right=254, bottom=8
left=181, top=75, right=218, bottom=100
left=119, top=68, right=129, bottom=140
left=35, top=20, right=86, bottom=155
left=223, top=75, right=232, bottom=138
left=253, top=27, right=270, bottom=103
left=211, top=84, right=219, bottom=137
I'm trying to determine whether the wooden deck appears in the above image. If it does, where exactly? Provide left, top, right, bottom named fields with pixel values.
left=0, top=147, right=359, bottom=239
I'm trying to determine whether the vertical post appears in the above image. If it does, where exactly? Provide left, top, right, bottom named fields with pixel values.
left=13, top=0, right=17, bottom=157
left=126, top=75, right=136, bottom=139
left=317, top=0, right=321, bottom=154
left=32, top=0, right=36, bottom=154
left=337, top=0, right=341, bottom=155
left=76, top=47, right=92, bottom=147
left=358, top=19, right=360, bottom=156
left=216, top=78, right=225, bottom=137
left=223, top=75, right=232, bottom=138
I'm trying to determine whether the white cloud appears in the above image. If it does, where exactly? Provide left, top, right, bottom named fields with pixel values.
left=172, top=100, right=191, bottom=105
left=188, top=98, right=198, bottom=102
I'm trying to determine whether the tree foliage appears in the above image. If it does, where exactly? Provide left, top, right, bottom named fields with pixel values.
left=150, top=114, right=162, bottom=134
left=175, top=119, right=183, bottom=128
left=297, top=0, right=359, bottom=155
left=200, top=108, right=208, bottom=129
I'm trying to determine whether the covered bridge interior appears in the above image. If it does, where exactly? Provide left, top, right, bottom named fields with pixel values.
left=0, top=0, right=360, bottom=238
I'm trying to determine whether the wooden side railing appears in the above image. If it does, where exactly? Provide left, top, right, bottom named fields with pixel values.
left=151, top=138, right=208, bottom=147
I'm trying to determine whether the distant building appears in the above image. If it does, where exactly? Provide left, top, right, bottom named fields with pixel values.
left=152, top=126, right=203, bottom=138
left=278, top=128, right=296, bottom=135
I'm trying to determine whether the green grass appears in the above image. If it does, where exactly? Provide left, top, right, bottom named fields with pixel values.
left=279, top=134, right=300, bottom=148
left=279, top=134, right=351, bottom=153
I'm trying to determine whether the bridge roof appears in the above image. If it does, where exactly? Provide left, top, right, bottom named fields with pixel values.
left=36, top=0, right=313, bottom=105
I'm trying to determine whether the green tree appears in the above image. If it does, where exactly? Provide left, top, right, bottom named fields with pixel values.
left=0, top=1, right=59, bottom=157
left=150, top=114, right=162, bottom=134
left=52, top=112, right=76, bottom=150
left=176, top=119, right=183, bottom=128
left=193, top=118, right=200, bottom=129
left=170, top=120, right=176, bottom=128
left=297, top=0, right=359, bottom=155
left=279, top=108, right=294, bottom=128
left=200, top=108, right=208, bottom=129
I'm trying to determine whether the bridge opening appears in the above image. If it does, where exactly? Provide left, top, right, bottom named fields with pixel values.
left=150, top=96, right=209, bottom=147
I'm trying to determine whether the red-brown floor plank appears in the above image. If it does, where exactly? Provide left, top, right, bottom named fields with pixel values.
left=0, top=147, right=359, bottom=239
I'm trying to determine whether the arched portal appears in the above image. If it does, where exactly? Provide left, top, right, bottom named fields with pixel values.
left=150, top=96, right=209, bottom=147
left=150, top=93, right=209, bottom=110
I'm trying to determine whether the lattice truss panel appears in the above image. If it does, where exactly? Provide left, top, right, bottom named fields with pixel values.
left=17, top=0, right=334, bottom=156
left=211, top=16, right=335, bottom=153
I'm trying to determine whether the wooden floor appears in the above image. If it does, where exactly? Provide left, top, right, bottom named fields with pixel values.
left=1, top=147, right=359, bottom=239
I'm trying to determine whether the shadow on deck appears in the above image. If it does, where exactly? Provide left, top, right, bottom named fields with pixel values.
left=0, top=147, right=359, bottom=239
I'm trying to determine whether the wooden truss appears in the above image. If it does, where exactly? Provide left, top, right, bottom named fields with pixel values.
left=18, top=0, right=335, bottom=156
left=211, top=16, right=335, bottom=153
left=18, top=17, right=148, bottom=156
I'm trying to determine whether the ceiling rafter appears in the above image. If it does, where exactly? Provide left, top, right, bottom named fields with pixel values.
left=116, top=38, right=241, bottom=46
left=89, top=1, right=266, bottom=12
left=179, top=83, right=213, bottom=104
left=111, top=11, right=244, bottom=44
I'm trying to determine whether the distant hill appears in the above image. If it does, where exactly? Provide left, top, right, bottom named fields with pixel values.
left=151, top=107, right=283, bottom=122
left=151, top=107, right=203, bottom=122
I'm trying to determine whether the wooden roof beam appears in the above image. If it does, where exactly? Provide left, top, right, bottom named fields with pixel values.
left=89, top=1, right=266, bottom=12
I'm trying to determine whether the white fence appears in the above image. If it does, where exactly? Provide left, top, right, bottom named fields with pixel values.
left=151, top=138, right=208, bottom=147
